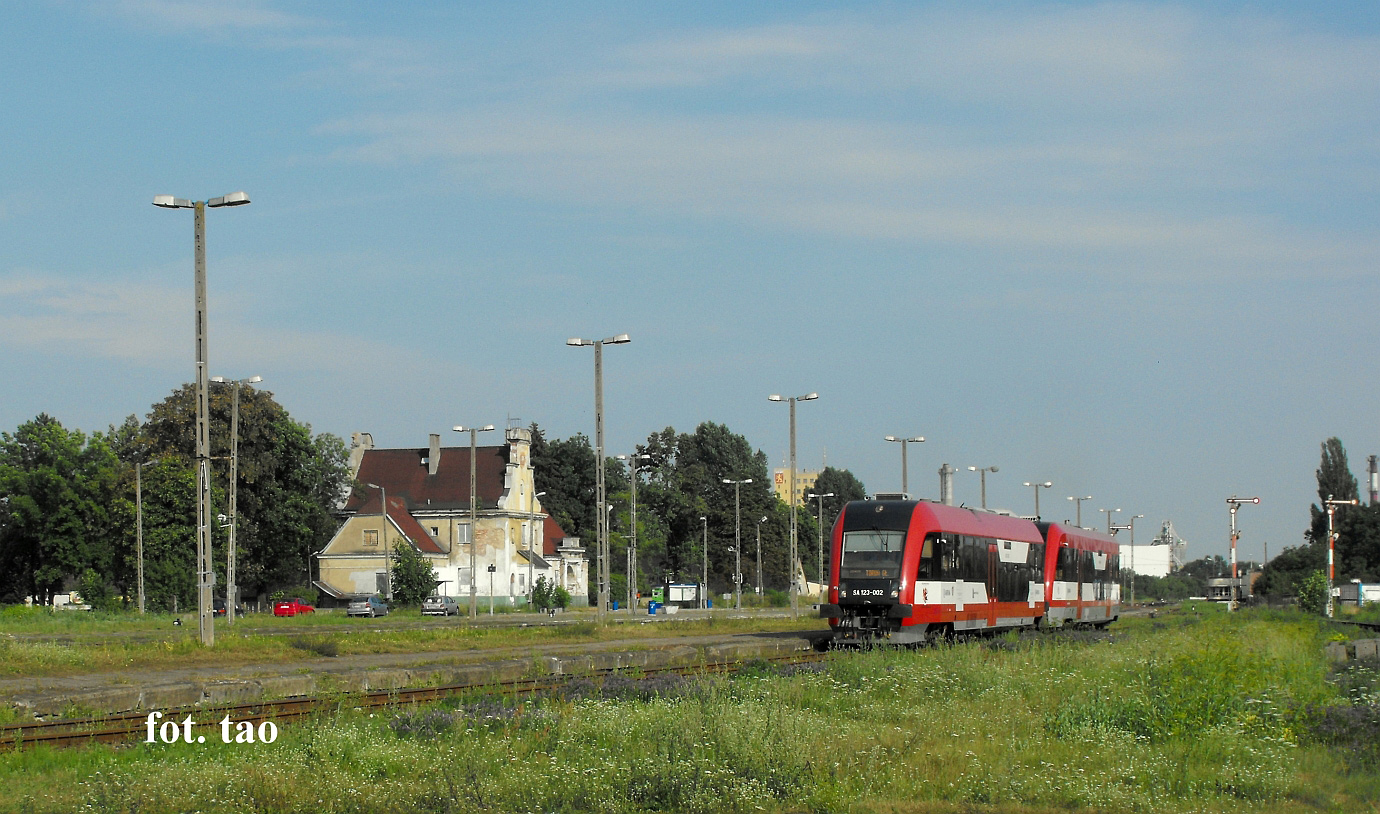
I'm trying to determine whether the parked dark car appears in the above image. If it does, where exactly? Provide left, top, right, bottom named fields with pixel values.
left=273, top=597, right=315, bottom=617
left=421, top=595, right=460, bottom=616
left=347, top=595, right=389, bottom=618
left=212, top=598, right=246, bottom=617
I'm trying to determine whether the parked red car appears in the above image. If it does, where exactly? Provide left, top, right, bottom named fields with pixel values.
left=273, top=597, right=315, bottom=617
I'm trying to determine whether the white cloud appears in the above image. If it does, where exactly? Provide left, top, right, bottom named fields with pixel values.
left=0, top=269, right=411, bottom=374
left=100, top=0, right=310, bottom=33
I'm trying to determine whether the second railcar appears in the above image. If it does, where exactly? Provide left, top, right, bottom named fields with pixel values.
left=1041, top=522, right=1121, bottom=627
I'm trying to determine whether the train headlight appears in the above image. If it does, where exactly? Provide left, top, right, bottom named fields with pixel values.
left=890, top=589, right=899, bottom=598
left=839, top=589, right=847, bottom=598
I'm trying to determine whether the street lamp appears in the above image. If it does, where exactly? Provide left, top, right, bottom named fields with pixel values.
left=699, top=515, right=708, bottom=610
left=618, top=454, right=651, bottom=611
left=884, top=436, right=924, bottom=497
left=364, top=482, right=390, bottom=599
left=723, top=478, right=753, bottom=609
left=756, top=515, right=767, bottom=598
left=154, top=189, right=250, bottom=647
left=968, top=466, right=998, bottom=509
left=1023, top=481, right=1053, bottom=519
left=807, top=491, right=835, bottom=597
left=1066, top=495, right=1093, bottom=528
left=1225, top=496, right=1260, bottom=611
left=567, top=334, right=630, bottom=622
left=210, top=374, right=261, bottom=625
left=1127, top=514, right=1144, bottom=606
left=134, top=459, right=156, bottom=614
left=453, top=424, right=496, bottom=617
left=768, top=391, right=818, bottom=618
left=1100, top=507, right=1121, bottom=535
left=528, top=490, right=545, bottom=608
left=1325, top=495, right=1358, bottom=617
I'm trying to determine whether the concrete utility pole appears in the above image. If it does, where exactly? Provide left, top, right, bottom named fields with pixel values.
left=968, top=466, right=998, bottom=509
left=154, top=189, right=250, bottom=647
left=619, top=454, right=650, bottom=610
left=135, top=460, right=154, bottom=614
left=756, top=515, right=767, bottom=598
left=453, top=425, right=496, bottom=618
left=769, top=392, right=817, bottom=618
left=211, top=375, right=261, bottom=625
left=365, top=483, right=390, bottom=597
left=699, top=516, right=709, bottom=610
left=724, top=478, right=753, bottom=610
left=807, top=491, right=835, bottom=598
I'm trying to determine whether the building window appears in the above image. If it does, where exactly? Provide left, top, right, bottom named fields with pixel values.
left=363, top=529, right=379, bottom=547
left=457, top=523, right=472, bottom=544
left=429, top=526, right=439, bottom=538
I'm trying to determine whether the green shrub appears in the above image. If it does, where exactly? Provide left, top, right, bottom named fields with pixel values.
left=1298, top=570, right=1330, bottom=615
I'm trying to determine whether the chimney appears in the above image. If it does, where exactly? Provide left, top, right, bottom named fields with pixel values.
left=349, top=432, right=374, bottom=479
left=428, top=433, right=441, bottom=476
left=938, top=463, right=956, bottom=506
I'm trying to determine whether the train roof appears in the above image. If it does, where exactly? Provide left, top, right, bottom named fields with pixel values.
left=843, top=499, right=1044, bottom=542
left=1042, top=521, right=1121, bottom=553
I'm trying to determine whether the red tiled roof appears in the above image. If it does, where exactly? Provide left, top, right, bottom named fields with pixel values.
left=346, top=446, right=510, bottom=514
left=351, top=491, right=445, bottom=555
left=543, top=514, right=567, bottom=556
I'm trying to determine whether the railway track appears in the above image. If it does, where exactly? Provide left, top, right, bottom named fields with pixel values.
left=0, top=650, right=826, bottom=752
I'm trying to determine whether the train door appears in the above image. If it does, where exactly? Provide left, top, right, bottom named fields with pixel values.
left=986, top=543, right=998, bottom=629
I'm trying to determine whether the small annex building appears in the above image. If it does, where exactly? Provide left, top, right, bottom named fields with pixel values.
left=314, top=427, right=588, bottom=607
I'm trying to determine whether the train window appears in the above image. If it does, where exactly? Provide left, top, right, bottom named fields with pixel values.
left=841, top=530, right=905, bottom=579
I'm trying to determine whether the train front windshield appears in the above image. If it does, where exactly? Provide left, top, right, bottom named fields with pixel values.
left=840, top=530, right=905, bottom=579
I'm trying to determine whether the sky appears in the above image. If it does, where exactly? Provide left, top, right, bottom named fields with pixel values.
left=2, top=1, right=1377, bottom=565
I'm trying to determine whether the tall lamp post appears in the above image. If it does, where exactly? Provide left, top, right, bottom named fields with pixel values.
left=528, top=490, right=545, bottom=608
left=756, top=515, right=767, bottom=598
left=968, top=466, right=998, bottom=509
left=723, top=478, right=753, bottom=609
left=567, top=334, right=631, bottom=622
left=1325, top=495, right=1358, bottom=617
left=453, top=425, right=496, bottom=618
left=154, top=189, right=250, bottom=647
left=1066, top=495, right=1092, bottom=528
left=884, top=436, right=924, bottom=496
left=1225, top=496, right=1260, bottom=611
left=618, top=454, right=650, bottom=611
left=769, top=391, right=817, bottom=618
left=699, top=515, right=708, bottom=610
left=1127, top=513, right=1144, bottom=606
left=210, top=374, right=261, bottom=625
left=1023, top=481, right=1053, bottom=520
left=135, top=460, right=155, bottom=614
left=807, top=491, right=835, bottom=597
left=364, top=482, right=391, bottom=598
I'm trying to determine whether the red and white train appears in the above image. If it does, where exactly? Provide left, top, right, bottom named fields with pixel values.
left=820, top=499, right=1120, bottom=645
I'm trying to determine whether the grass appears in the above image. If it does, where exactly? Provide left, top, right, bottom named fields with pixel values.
left=0, top=608, right=823, bottom=679
left=2, top=605, right=1377, bottom=813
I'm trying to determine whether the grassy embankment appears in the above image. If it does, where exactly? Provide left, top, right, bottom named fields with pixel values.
left=3, top=605, right=1379, bottom=813
left=0, top=604, right=822, bottom=680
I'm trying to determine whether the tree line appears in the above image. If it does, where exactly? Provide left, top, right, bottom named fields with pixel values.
left=0, top=384, right=350, bottom=609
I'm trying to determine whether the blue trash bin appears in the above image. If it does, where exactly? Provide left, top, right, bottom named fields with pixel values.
left=648, top=601, right=659, bottom=615
left=612, top=600, right=619, bottom=611
left=706, top=599, right=712, bottom=609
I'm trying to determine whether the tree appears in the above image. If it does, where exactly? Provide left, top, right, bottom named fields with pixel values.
left=531, top=575, right=569, bottom=611
left=0, top=415, right=121, bottom=604
left=1297, top=570, right=1330, bottom=614
left=139, top=383, right=350, bottom=601
left=530, top=424, right=598, bottom=540
left=390, top=540, right=437, bottom=605
left=1309, top=437, right=1360, bottom=545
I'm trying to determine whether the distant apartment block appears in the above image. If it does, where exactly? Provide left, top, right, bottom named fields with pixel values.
left=773, top=468, right=820, bottom=507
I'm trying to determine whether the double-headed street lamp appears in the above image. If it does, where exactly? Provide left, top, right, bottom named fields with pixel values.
left=807, top=491, right=835, bottom=596
left=884, top=436, right=924, bottom=497
left=567, top=334, right=630, bottom=622
left=1101, top=507, right=1121, bottom=535
left=154, top=190, right=250, bottom=647
left=756, top=515, right=768, bottom=597
left=453, top=424, right=496, bottom=617
left=1127, top=513, right=1145, bottom=605
left=1067, top=495, right=1092, bottom=529
left=768, top=391, right=817, bottom=619
left=968, top=466, right=998, bottom=509
left=210, top=374, right=262, bottom=625
left=1023, top=481, right=1053, bottom=520
left=723, top=478, right=753, bottom=609
left=1325, top=495, right=1357, bottom=617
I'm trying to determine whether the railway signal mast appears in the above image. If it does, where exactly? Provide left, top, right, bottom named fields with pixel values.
left=1325, top=495, right=1360, bottom=617
left=1226, top=496, right=1260, bottom=611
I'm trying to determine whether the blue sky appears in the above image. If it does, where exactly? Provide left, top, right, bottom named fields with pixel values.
left=2, top=1, right=1378, bottom=563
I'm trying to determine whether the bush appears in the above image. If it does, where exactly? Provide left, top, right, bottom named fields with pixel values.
left=532, top=576, right=570, bottom=611
left=1298, top=570, right=1330, bottom=615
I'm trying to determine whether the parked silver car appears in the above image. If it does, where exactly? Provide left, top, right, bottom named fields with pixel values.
left=421, top=595, right=460, bottom=616
left=347, top=595, right=389, bottom=617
